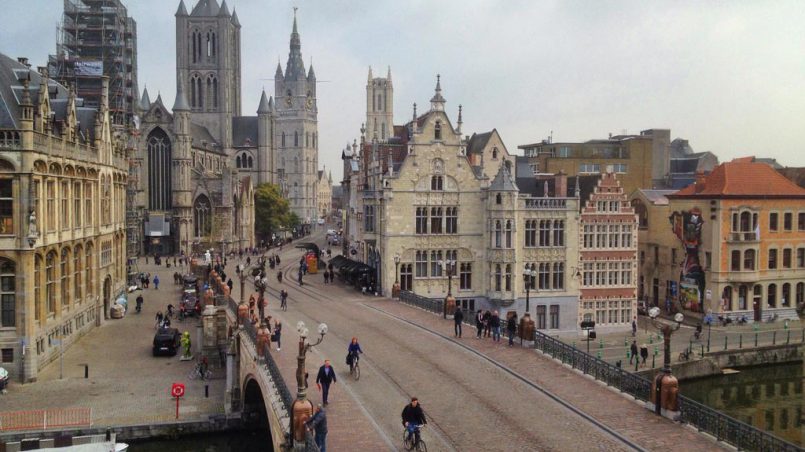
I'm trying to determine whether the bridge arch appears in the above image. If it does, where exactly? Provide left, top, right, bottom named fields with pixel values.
left=242, top=375, right=274, bottom=447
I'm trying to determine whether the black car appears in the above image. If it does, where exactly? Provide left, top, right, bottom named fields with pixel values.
left=153, top=327, right=181, bottom=356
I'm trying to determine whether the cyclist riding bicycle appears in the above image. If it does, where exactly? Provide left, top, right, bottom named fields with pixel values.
left=347, top=337, right=363, bottom=372
left=401, top=397, right=427, bottom=445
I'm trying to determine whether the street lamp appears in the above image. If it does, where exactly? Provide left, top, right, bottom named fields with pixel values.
left=291, top=321, right=328, bottom=448
left=392, top=253, right=401, bottom=299
left=439, top=259, right=456, bottom=319
left=648, top=307, right=684, bottom=417
left=523, top=266, right=537, bottom=315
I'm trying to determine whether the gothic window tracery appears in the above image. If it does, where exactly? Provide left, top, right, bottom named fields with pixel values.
left=193, top=195, right=212, bottom=238
left=147, top=128, right=171, bottom=211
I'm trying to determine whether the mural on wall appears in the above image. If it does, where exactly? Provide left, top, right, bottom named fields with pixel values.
left=669, top=207, right=706, bottom=312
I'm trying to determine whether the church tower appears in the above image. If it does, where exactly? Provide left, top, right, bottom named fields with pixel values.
left=366, top=66, right=393, bottom=142
left=175, top=0, right=241, bottom=148
left=275, top=8, right=318, bottom=224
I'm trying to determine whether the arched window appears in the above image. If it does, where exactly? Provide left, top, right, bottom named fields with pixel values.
left=85, top=244, right=94, bottom=300
left=504, top=264, right=512, bottom=291
left=236, top=155, right=242, bottom=168
left=191, top=31, right=197, bottom=63
left=782, top=283, right=791, bottom=307
left=796, top=282, right=804, bottom=306
left=247, top=156, right=253, bottom=168
left=722, top=286, right=733, bottom=311
left=190, top=75, right=201, bottom=108
left=206, top=75, right=217, bottom=110
left=74, top=244, right=83, bottom=304
left=294, top=131, right=299, bottom=147
left=492, top=147, right=498, bottom=159
left=505, top=220, right=512, bottom=248
left=431, top=176, right=443, bottom=191
left=743, top=249, right=755, bottom=270
left=61, top=248, right=70, bottom=308
left=206, top=31, right=212, bottom=57
left=46, top=251, right=56, bottom=315
left=147, top=128, right=172, bottom=210
left=494, top=264, right=502, bottom=291
left=0, top=258, right=15, bottom=327
left=434, top=121, right=442, bottom=140
left=211, top=32, right=216, bottom=57
left=767, top=283, right=777, bottom=308
left=193, top=195, right=212, bottom=238
left=494, top=220, right=502, bottom=248
left=740, top=211, right=751, bottom=231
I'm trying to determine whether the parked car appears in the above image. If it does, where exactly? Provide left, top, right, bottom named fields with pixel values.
left=637, top=300, right=648, bottom=316
left=153, top=328, right=181, bottom=356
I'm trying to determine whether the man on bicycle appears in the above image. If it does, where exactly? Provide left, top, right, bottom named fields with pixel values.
left=347, top=337, right=363, bottom=373
left=401, top=397, right=426, bottom=445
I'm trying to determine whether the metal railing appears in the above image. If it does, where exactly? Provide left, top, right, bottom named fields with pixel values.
left=399, top=291, right=443, bottom=314
left=529, top=329, right=801, bottom=452
left=0, top=408, right=92, bottom=432
left=229, top=298, right=317, bottom=451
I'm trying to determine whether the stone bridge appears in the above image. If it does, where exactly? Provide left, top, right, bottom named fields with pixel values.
left=195, top=267, right=311, bottom=452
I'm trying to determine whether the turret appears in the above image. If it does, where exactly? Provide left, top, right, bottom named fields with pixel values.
left=430, top=74, right=446, bottom=112
left=257, top=90, right=274, bottom=184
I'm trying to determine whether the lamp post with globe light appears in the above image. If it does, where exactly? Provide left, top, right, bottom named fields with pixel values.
left=523, top=266, right=537, bottom=315
left=648, top=307, right=684, bottom=417
left=392, top=253, right=401, bottom=298
left=291, top=321, right=327, bottom=448
left=439, top=259, right=456, bottom=319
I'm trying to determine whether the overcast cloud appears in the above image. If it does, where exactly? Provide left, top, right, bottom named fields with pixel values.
left=2, top=0, right=804, bottom=180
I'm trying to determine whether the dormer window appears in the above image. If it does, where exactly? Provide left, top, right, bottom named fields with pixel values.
left=431, top=175, right=443, bottom=191
left=434, top=121, right=442, bottom=140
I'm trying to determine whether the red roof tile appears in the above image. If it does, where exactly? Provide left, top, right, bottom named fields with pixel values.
left=671, top=160, right=805, bottom=198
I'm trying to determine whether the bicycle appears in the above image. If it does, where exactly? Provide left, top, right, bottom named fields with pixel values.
left=403, top=424, right=427, bottom=452
left=678, top=347, right=692, bottom=362
left=349, top=352, right=360, bottom=381
left=188, top=362, right=212, bottom=380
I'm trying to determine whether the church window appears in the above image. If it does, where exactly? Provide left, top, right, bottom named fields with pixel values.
left=211, top=32, right=216, bottom=58
left=193, top=195, right=211, bottom=238
left=196, top=32, right=202, bottom=62
left=248, top=156, right=253, bottom=168
left=206, top=32, right=212, bottom=58
left=434, top=121, right=442, bottom=140
left=212, top=77, right=218, bottom=108
left=147, top=128, right=172, bottom=211
left=236, top=155, right=242, bottom=169
left=294, top=131, right=299, bottom=147
left=191, top=31, right=197, bottom=63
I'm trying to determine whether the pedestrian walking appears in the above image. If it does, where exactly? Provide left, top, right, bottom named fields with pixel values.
left=305, top=404, right=328, bottom=452
left=631, top=317, right=637, bottom=337
left=155, top=311, right=164, bottom=329
left=227, top=278, right=234, bottom=293
left=507, top=312, right=518, bottom=346
left=153, top=275, right=160, bottom=290
left=640, top=344, right=649, bottom=367
left=483, top=310, right=492, bottom=338
left=316, top=359, right=337, bottom=406
left=323, top=271, right=329, bottom=284
left=280, top=290, right=288, bottom=311
left=453, top=307, right=464, bottom=338
left=491, top=310, right=501, bottom=342
left=630, top=340, right=638, bottom=365
left=274, top=320, right=282, bottom=351
left=298, top=269, right=304, bottom=286
left=475, top=310, right=484, bottom=338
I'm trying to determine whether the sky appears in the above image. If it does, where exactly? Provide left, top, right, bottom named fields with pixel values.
left=2, top=0, right=804, bottom=181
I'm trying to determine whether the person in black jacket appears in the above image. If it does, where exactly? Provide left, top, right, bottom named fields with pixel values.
left=490, top=310, right=501, bottom=342
left=401, top=397, right=427, bottom=445
left=475, top=310, right=484, bottom=338
left=507, top=312, right=518, bottom=346
left=316, top=360, right=337, bottom=405
left=453, top=307, right=464, bottom=338
left=482, top=310, right=492, bottom=338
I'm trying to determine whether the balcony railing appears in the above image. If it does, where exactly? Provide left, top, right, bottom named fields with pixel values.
left=727, top=231, right=759, bottom=242
left=524, top=198, right=568, bottom=209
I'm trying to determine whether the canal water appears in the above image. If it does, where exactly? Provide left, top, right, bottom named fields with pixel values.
left=681, top=361, right=803, bottom=446
left=128, top=430, right=270, bottom=451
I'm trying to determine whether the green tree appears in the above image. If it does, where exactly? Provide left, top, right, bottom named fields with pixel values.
left=254, top=183, right=291, bottom=241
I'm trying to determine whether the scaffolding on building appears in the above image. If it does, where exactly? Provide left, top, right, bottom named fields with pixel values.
left=48, top=0, right=138, bottom=129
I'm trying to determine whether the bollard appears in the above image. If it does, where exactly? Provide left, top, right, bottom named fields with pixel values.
left=634, top=356, right=639, bottom=372
left=626, top=350, right=631, bottom=360
left=724, top=335, right=728, bottom=351
left=739, top=334, right=742, bottom=349
left=205, top=385, right=209, bottom=398
left=773, top=331, right=776, bottom=345
left=84, top=364, right=89, bottom=379
left=701, top=344, right=704, bottom=357
left=755, top=332, right=758, bottom=347
left=652, top=354, right=655, bottom=369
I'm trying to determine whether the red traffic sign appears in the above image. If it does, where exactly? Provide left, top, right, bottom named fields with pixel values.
left=171, top=383, right=185, bottom=398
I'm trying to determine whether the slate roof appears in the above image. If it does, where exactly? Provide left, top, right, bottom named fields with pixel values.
left=189, top=122, right=226, bottom=154
left=0, top=52, right=97, bottom=139
left=671, top=160, right=805, bottom=198
left=489, top=163, right=518, bottom=192
left=637, top=189, right=675, bottom=206
left=232, top=116, right=257, bottom=147
left=466, top=131, right=492, bottom=155
left=191, top=0, right=220, bottom=16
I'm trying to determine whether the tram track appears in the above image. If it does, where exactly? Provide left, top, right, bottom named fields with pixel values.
left=257, top=252, right=645, bottom=451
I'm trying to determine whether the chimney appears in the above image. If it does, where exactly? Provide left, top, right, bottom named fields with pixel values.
left=554, top=170, right=568, bottom=198
left=17, top=57, right=30, bottom=68
left=695, top=170, right=706, bottom=192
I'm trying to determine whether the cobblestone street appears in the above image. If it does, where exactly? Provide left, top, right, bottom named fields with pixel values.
left=1, top=259, right=225, bottom=427
left=226, top=235, right=729, bottom=452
